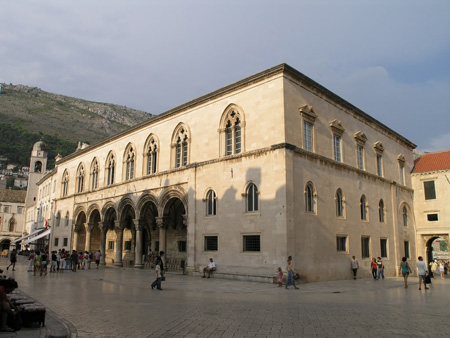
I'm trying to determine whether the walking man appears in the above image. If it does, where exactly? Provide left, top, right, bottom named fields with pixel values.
left=416, top=256, right=429, bottom=291
left=6, top=249, right=17, bottom=271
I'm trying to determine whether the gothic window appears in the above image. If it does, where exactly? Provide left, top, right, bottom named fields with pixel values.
left=206, top=190, right=217, bottom=216
left=360, top=195, right=368, bottom=221
left=305, top=182, right=316, bottom=213
left=145, top=136, right=158, bottom=175
left=246, top=183, right=259, bottom=212
left=91, top=159, right=99, bottom=190
left=124, top=145, right=136, bottom=181
left=172, top=124, right=190, bottom=168
left=378, top=200, right=385, bottom=223
left=76, top=164, right=85, bottom=193
left=56, top=212, right=61, bottom=227
left=106, top=152, right=116, bottom=186
left=65, top=211, right=70, bottom=226
left=335, top=189, right=344, bottom=217
left=62, top=170, right=69, bottom=197
left=9, top=218, right=15, bottom=232
left=220, top=105, right=245, bottom=157
left=403, top=206, right=408, bottom=227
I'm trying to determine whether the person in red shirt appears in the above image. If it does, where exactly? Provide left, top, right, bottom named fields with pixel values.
left=0, top=280, right=18, bottom=332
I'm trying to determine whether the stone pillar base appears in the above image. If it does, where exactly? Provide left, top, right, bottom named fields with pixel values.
left=134, top=264, right=144, bottom=269
left=114, top=262, right=123, bottom=267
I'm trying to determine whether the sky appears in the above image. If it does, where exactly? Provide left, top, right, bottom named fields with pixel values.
left=1, top=0, right=449, bottom=152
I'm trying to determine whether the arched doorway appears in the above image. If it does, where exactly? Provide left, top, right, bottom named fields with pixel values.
left=88, top=209, right=101, bottom=252
left=140, top=200, right=158, bottom=261
left=120, top=204, right=136, bottom=266
left=103, top=206, right=117, bottom=265
left=74, top=211, right=87, bottom=252
left=162, top=197, right=187, bottom=271
left=0, top=239, right=11, bottom=251
left=426, top=236, right=449, bottom=274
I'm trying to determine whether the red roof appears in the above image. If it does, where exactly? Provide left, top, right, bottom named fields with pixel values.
left=413, top=150, right=450, bottom=173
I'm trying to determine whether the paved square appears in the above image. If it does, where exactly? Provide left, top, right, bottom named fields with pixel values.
left=4, top=257, right=449, bottom=337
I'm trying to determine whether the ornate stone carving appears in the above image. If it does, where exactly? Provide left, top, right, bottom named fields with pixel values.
left=299, top=105, right=318, bottom=124
left=329, top=120, right=345, bottom=136
left=354, top=131, right=368, bottom=146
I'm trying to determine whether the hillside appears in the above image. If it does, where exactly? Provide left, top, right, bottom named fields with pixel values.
left=0, top=83, right=151, bottom=144
left=0, top=83, right=152, bottom=167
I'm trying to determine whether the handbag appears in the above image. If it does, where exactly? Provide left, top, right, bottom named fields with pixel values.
left=293, top=273, right=300, bottom=280
left=424, top=274, right=431, bottom=284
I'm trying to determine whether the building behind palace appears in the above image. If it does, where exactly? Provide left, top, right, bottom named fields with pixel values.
left=412, top=150, right=450, bottom=262
left=25, top=64, right=417, bottom=282
left=0, top=189, right=26, bottom=251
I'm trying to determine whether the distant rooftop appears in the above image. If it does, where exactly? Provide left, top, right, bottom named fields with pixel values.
left=413, top=150, right=450, bottom=173
left=0, top=189, right=27, bottom=203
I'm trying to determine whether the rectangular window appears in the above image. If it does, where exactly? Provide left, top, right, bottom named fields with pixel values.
left=204, top=236, right=218, bottom=251
left=333, top=135, right=341, bottom=162
left=4, top=206, right=10, bottom=213
left=357, top=146, right=365, bottom=170
left=424, top=181, right=436, bottom=200
left=336, top=236, right=347, bottom=252
left=380, top=238, right=388, bottom=258
left=304, top=122, right=313, bottom=152
left=178, top=241, right=187, bottom=252
left=243, top=235, right=260, bottom=252
left=225, top=127, right=233, bottom=155
left=404, top=241, right=410, bottom=258
left=124, top=241, right=132, bottom=251
left=377, top=155, right=383, bottom=177
left=63, top=238, right=68, bottom=246
left=427, top=213, right=439, bottom=222
left=361, top=236, right=370, bottom=258
left=54, top=238, right=59, bottom=246
left=108, top=241, right=115, bottom=250
left=17, top=206, right=23, bottom=214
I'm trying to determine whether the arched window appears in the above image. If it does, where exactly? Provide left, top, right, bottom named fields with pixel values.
left=124, top=145, right=135, bottom=181
left=305, top=182, right=316, bottom=213
left=65, top=211, right=70, bottom=226
left=246, top=183, right=259, bottom=212
left=220, top=105, right=244, bottom=156
left=56, top=211, right=61, bottom=227
left=206, top=190, right=217, bottom=216
left=360, top=195, right=367, bottom=220
left=34, top=161, right=42, bottom=173
left=403, top=206, right=408, bottom=227
left=336, top=189, right=344, bottom=217
left=106, top=153, right=115, bottom=186
left=76, top=164, right=85, bottom=193
left=172, top=124, right=190, bottom=168
left=146, top=136, right=158, bottom=175
left=91, top=159, right=99, bottom=190
left=62, top=170, right=69, bottom=197
left=379, top=200, right=385, bottom=223
left=9, top=218, right=15, bottom=232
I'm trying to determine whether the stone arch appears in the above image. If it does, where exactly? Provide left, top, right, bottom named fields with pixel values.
left=159, top=187, right=188, bottom=216
left=138, top=193, right=160, bottom=260
left=423, top=235, right=449, bottom=267
left=74, top=209, right=87, bottom=252
left=87, top=205, right=102, bottom=253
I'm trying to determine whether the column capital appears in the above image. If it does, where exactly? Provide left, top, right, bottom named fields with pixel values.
left=155, top=216, right=166, bottom=229
left=86, top=222, right=95, bottom=232
left=114, top=220, right=124, bottom=231
left=133, top=219, right=144, bottom=231
left=74, top=224, right=83, bottom=233
left=182, top=214, right=188, bottom=228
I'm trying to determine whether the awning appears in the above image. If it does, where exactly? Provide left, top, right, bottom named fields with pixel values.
left=12, top=228, right=45, bottom=243
left=21, top=229, right=52, bottom=245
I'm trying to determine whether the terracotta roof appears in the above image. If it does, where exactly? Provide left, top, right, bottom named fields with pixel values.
left=413, top=150, right=450, bottom=173
left=0, top=189, right=27, bottom=203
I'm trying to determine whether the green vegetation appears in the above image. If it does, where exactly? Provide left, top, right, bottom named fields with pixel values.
left=0, top=122, right=77, bottom=169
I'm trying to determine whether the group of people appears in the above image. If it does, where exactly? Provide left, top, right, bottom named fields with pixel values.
left=276, top=256, right=300, bottom=289
left=429, top=259, right=449, bottom=279
left=23, top=249, right=103, bottom=275
left=352, top=255, right=442, bottom=290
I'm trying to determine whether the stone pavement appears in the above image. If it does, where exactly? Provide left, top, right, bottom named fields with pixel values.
left=1, top=256, right=449, bottom=338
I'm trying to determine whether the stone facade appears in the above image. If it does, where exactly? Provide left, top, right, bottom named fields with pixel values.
left=32, top=64, right=416, bottom=281
left=0, top=189, right=26, bottom=251
left=412, top=150, right=450, bottom=263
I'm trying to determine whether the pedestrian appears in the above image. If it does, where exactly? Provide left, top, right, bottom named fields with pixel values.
left=6, top=249, right=17, bottom=271
left=416, top=256, right=429, bottom=291
left=27, top=250, right=35, bottom=272
left=50, top=251, right=57, bottom=272
left=277, top=267, right=283, bottom=287
left=84, top=251, right=89, bottom=270
left=94, top=250, right=102, bottom=269
left=59, top=249, right=66, bottom=273
left=439, top=260, right=445, bottom=279
left=151, top=261, right=163, bottom=290
left=40, top=251, right=48, bottom=276
left=33, top=251, right=41, bottom=276
left=351, top=256, right=359, bottom=280
left=399, top=257, right=412, bottom=288
left=88, top=251, right=93, bottom=269
left=285, top=256, right=299, bottom=289
left=71, top=250, right=78, bottom=272
left=155, top=251, right=165, bottom=281
left=376, top=257, right=384, bottom=280
left=371, top=258, right=377, bottom=279
left=430, top=260, right=437, bottom=277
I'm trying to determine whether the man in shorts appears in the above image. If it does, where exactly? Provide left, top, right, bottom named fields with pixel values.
left=416, top=256, right=429, bottom=290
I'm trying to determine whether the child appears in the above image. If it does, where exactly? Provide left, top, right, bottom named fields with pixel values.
left=151, top=261, right=162, bottom=290
left=277, top=267, right=283, bottom=287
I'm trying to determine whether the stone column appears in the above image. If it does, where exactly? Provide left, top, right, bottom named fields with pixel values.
left=99, top=222, right=107, bottom=265
left=85, top=223, right=94, bottom=252
left=73, top=225, right=82, bottom=251
left=114, top=220, right=124, bottom=267
left=133, top=219, right=144, bottom=269
left=156, top=216, right=166, bottom=267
